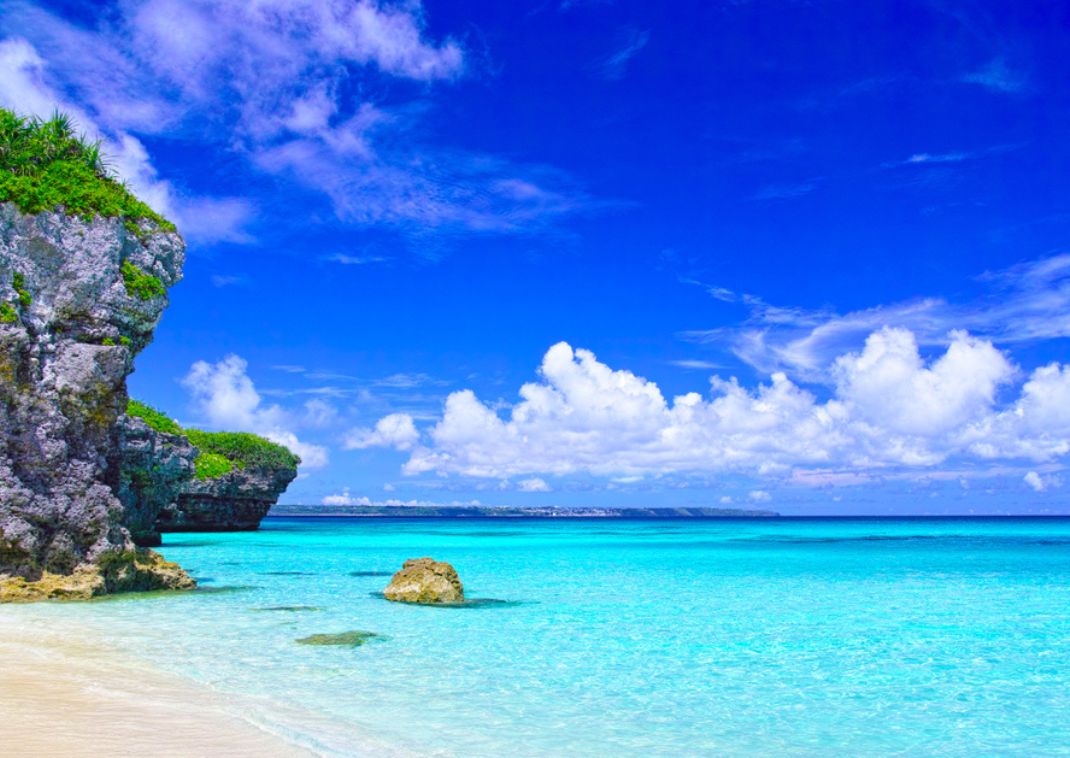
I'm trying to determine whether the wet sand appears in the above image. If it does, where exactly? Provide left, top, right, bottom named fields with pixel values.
left=0, top=623, right=313, bottom=757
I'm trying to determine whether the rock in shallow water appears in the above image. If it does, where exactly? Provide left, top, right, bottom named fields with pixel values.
left=0, top=548, right=195, bottom=602
left=383, top=557, right=465, bottom=604
left=296, top=631, right=385, bottom=646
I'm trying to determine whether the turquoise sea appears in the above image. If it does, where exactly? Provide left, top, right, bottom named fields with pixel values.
left=7, top=516, right=1070, bottom=756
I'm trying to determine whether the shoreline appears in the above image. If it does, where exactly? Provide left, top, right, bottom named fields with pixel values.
left=0, top=615, right=318, bottom=757
left=266, top=510, right=1070, bottom=520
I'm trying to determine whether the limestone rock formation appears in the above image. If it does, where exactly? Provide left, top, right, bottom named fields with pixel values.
left=116, top=403, right=300, bottom=540
left=0, top=549, right=194, bottom=602
left=0, top=202, right=194, bottom=596
left=160, top=463, right=298, bottom=533
left=384, top=557, right=465, bottom=604
left=116, top=414, right=197, bottom=547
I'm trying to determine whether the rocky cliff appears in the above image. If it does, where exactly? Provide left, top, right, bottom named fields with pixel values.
left=119, top=405, right=299, bottom=544
left=160, top=464, right=297, bottom=533
left=0, top=205, right=193, bottom=595
left=116, top=413, right=198, bottom=547
left=0, top=110, right=193, bottom=599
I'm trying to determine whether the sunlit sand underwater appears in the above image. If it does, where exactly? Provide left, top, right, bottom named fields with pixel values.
left=5, top=517, right=1070, bottom=756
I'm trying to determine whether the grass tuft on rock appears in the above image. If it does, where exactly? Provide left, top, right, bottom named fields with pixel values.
left=127, top=399, right=183, bottom=436
left=121, top=260, right=166, bottom=300
left=0, top=108, right=175, bottom=233
left=2, top=271, right=32, bottom=325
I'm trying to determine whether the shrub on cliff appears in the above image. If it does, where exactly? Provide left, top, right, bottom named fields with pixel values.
left=125, top=399, right=300, bottom=479
left=0, top=108, right=175, bottom=233
left=127, top=399, right=183, bottom=436
left=184, top=430, right=301, bottom=473
left=193, top=451, right=233, bottom=480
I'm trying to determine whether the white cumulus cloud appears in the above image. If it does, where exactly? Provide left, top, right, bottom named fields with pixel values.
left=517, top=477, right=552, bottom=492
left=345, top=413, right=420, bottom=451
left=182, top=354, right=329, bottom=468
left=355, top=330, right=1070, bottom=482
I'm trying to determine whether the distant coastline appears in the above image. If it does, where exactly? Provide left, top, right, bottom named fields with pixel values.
left=268, top=505, right=780, bottom=519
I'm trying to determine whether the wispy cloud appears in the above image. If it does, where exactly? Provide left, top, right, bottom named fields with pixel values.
left=902, top=151, right=971, bottom=165
left=670, top=359, right=724, bottom=370
left=254, top=131, right=601, bottom=236
left=0, top=0, right=599, bottom=243
left=597, top=27, right=650, bottom=81
left=962, top=57, right=1028, bottom=94
left=373, top=373, right=446, bottom=389
left=325, top=253, right=391, bottom=266
left=210, top=274, right=247, bottom=288
left=882, top=142, right=1022, bottom=170
left=682, top=253, right=1070, bottom=382
left=748, top=180, right=820, bottom=202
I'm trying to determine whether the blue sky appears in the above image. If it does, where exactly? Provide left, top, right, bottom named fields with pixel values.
left=2, top=0, right=1069, bottom=513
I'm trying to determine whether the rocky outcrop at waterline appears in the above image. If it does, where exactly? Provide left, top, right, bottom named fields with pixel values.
left=0, top=110, right=194, bottom=598
left=384, top=557, right=465, bottom=604
left=0, top=112, right=304, bottom=602
left=116, top=413, right=198, bottom=547
left=0, top=199, right=192, bottom=596
left=119, top=406, right=300, bottom=544
left=0, top=109, right=302, bottom=600
left=160, top=462, right=297, bottom=534
left=0, top=549, right=194, bottom=602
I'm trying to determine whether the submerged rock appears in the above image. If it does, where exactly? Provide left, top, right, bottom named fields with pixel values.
left=296, top=630, right=385, bottom=646
left=384, top=557, right=465, bottom=604
left=0, top=201, right=193, bottom=593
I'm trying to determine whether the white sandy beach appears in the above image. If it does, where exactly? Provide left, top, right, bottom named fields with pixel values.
left=0, top=620, right=314, bottom=757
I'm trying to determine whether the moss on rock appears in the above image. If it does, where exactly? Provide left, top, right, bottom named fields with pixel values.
left=383, top=557, right=465, bottom=605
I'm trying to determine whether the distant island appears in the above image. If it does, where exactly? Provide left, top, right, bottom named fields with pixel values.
left=269, top=505, right=779, bottom=519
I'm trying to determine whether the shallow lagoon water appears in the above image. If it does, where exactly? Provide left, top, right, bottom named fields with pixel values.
left=7, top=517, right=1070, bottom=756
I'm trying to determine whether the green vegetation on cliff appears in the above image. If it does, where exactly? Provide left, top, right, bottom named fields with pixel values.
left=0, top=109, right=175, bottom=233
left=127, top=399, right=183, bottom=436
left=184, top=429, right=301, bottom=473
left=1, top=272, right=31, bottom=325
left=125, top=399, right=300, bottom=479
left=121, top=260, right=166, bottom=300
left=193, top=451, right=233, bottom=479
left=11, top=273, right=30, bottom=307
